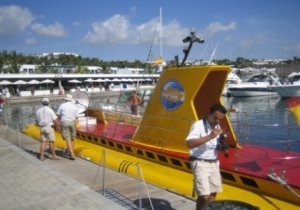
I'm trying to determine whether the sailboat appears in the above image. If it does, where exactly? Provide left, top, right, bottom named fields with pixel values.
left=147, top=7, right=166, bottom=73
left=23, top=32, right=300, bottom=209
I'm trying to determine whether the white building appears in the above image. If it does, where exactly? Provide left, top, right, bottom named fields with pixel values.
left=19, top=64, right=38, bottom=73
left=110, top=67, right=144, bottom=74
left=85, top=66, right=103, bottom=74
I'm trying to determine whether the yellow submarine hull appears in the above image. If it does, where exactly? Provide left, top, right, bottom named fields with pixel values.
left=23, top=123, right=300, bottom=210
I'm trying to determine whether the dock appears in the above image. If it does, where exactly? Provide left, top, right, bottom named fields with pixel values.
left=4, top=91, right=121, bottom=104
left=0, top=125, right=195, bottom=210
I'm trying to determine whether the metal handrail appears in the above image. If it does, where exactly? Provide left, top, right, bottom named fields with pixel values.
left=92, top=103, right=300, bottom=153
left=268, top=169, right=300, bottom=199
left=228, top=111, right=300, bottom=152
left=95, top=149, right=154, bottom=210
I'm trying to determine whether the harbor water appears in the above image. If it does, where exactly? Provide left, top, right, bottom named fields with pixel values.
left=1, top=95, right=299, bottom=152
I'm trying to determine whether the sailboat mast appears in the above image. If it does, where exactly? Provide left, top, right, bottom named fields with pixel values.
left=159, top=7, right=163, bottom=60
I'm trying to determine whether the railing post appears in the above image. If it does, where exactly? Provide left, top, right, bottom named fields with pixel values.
left=287, top=115, right=292, bottom=152
left=16, top=123, right=21, bottom=148
left=137, top=163, right=142, bottom=209
left=100, top=149, right=106, bottom=196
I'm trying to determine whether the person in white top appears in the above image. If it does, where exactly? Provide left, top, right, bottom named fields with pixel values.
left=56, top=94, right=79, bottom=160
left=36, top=98, right=58, bottom=161
left=186, top=104, right=227, bottom=210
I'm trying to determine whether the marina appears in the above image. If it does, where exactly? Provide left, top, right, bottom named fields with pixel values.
left=2, top=67, right=297, bottom=209
left=1, top=92, right=299, bottom=210
left=1, top=1, right=300, bottom=209
left=1, top=63, right=300, bottom=210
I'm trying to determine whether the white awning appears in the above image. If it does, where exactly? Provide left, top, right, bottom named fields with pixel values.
left=40, top=79, right=55, bottom=84
left=84, top=78, right=95, bottom=82
left=13, top=80, right=28, bottom=85
left=28, top=79, right=41, bottom=84
left=68, top=79, right=82, bottom=84
left=0, top=80, right=12, bottom=85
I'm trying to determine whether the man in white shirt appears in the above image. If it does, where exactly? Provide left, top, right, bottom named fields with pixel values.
left=186, top=104, right=227, bottom=210
left=36, top=98, right=58, bottom=161
left=56, top=94, right=79, bottom=160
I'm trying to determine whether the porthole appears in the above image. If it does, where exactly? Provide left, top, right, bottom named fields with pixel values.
left=137, top=149, right=143, bottom=156
left=116, top=144, right=123, bottom=150
left=125, top=146, right=132, bottom=152
left=146, top=151, right=155, bottom=159
left=240, top=176, right=258, bottom=188
left=171, top=158, right=182, bottom=166
left=157, top=155, right=168, bottom=162
left=185, top=162, right=191, bottom=169
left=221, top=171, right=236, bottom=182
left=108, top=141, right=115, bottom=147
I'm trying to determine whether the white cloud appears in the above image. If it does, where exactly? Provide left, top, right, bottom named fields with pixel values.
left=31, top=22, right=67, bottom=37
left=240, top=39, right=255, bottom=48
left=84, top=14, right=189, bottom=47
left=162, top=20, right=189, bottom=46
left=202, top=21, right=236, bottom=37
left=0, top=5, right=34, bottom=36
left=72, top=21, right=81, bottom=27
left=284, top=43, right=300, bottom=53
left=25, top=37, right=37, bottom=45
left=129, top=7, right=136, bottom=17
left=240, top=33, right=267, bottom=48
left=84, top=14, right=129, bottom=44
left=294, top=43, right=300, bottom=52
left=224, top=35, right=232, bottom=42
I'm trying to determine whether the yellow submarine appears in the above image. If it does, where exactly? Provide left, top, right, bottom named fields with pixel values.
left=23, top=33, right=300, bottom=209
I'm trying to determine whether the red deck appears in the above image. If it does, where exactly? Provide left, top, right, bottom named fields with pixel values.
left=78, top=120, right=136, bottom=144
left=78, top=119, right=300, bottom=189
left=219, top=144, right=300, bottom=188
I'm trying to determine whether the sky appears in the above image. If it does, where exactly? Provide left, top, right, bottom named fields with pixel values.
left=1, top=0, right=300, bottom=62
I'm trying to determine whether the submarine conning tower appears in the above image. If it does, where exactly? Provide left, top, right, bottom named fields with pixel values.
left=131, top=65, right=238, bottom=154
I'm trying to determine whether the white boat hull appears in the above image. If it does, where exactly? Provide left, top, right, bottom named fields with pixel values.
left=228, top=85, right=277, bottom=97
left=272, top=84, right=300, bottom=98
left=229, top=89, right=277, bottom=97
left=227, top=73, right=280, bottom=97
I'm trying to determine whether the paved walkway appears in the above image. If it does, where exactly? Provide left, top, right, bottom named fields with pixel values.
left=0, top=137, right=126, bottom=210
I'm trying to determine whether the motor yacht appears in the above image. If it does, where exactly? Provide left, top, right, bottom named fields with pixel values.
left=222, top=67, right=242, bottom=96
left=271, top=72, right=300, bottom=98
left=228, top=73, right=280, bottom=97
